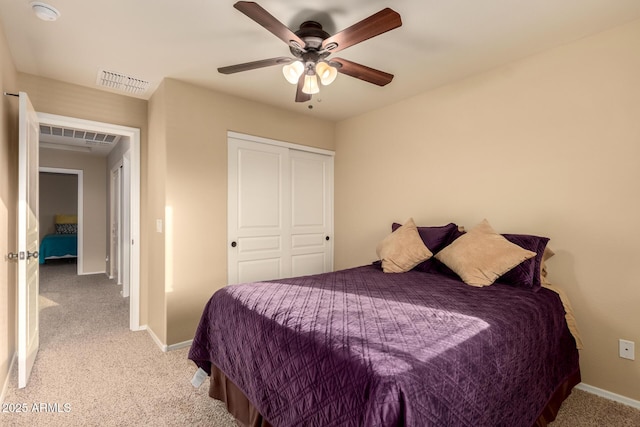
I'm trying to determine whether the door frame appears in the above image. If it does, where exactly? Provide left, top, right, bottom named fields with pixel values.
left=109, top=162, right=122, bottom=284
left=39, top=167, right=83, bottom=275
left=37, top=113, right=142, bottom=331
left=228, top=131, right=335, bottom=156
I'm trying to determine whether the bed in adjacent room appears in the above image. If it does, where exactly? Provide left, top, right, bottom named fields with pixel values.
left=189, top=219, right=582, bottom=427
left=39, top=214, right=78, bottom=264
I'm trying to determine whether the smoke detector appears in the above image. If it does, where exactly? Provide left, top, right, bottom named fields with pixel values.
left=31, top=2, right=61, bottom=22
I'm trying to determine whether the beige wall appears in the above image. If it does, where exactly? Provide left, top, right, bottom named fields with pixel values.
left=335, top=19, right=640, bottom=400
left=40, top=149, right=107, bottom=273
left=147, top=81, right=167, bottom=344
left=0, top=20, right=18, bottom=400
left=153, top=79, right=335, bottom=345
left=39, top=172, right=78, bottom=240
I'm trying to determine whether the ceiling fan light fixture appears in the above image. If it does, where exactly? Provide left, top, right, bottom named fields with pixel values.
left=30, top=2, right=61, bottom=21
left=220, top=2, right=402, bottom=103
left=282, top=61, right=304, bottom=84
left=302, top=74, right=320, bottom=95
left=316, top=62, right=338, bottom=86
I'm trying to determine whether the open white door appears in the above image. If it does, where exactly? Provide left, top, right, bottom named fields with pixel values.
left=18, top=92, right=40, bottom=388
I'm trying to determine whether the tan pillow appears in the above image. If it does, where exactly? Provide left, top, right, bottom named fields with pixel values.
left=376, top=218, right=433, bottom=273
left=542, top=281, right=584, bottom=350
left=435, top=219, right=537, bottom=287
left=540, top=246, right=555, bottom=283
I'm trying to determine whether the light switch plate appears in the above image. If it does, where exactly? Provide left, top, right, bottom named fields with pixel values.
left=156, top=219, right=163, bottom=233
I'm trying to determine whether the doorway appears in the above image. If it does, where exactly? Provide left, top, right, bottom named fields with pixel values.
left=37, top=112, right=141, bottom=331
left=38, top=168, right=83, bottom=273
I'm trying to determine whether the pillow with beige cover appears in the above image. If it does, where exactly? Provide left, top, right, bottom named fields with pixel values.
left=541, top=246, right=554, bottom=282
left=376, top=218, right=433, bottom=273
left=435, top=219, right=536, bottom=287
left=533, top=246, right=583, bottom=349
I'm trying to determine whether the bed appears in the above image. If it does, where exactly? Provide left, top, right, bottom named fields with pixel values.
left=39, top=233, right=77, bottom=264
left=39, top=215, right=78, bottom=264
left=189, top=219, right=581, bottom=426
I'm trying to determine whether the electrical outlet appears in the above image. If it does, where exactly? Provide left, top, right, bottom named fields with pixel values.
left=619, top=339, right=635, bottom=360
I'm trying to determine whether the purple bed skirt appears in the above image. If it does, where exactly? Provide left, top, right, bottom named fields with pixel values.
left=208, top=363, right=580, bottom=427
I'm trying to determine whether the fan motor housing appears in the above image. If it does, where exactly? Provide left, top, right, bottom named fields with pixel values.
left=295, top=21, right=329, bottom=49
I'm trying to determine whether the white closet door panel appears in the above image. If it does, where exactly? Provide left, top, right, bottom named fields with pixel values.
left=238, top=258, right=281, bottom=283
left=228, top=138, right=291, bottom=284
left=238, top=149, right=282, bottom=229
left=290, top=150, right=333, bottom=274
left=238, top=235, right=281, bottom=253
left=292, top=253, right=326, bottom=277
left=291, top=233, right=324, bottom=249
left=291, top=155, right=325, bottom=227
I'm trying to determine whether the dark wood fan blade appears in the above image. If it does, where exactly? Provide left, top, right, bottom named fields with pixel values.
left=333, top=58, right=394, bottom=86
left=218, top=57, right=294, bottom=74
left=295, top=73, right=312, bottom=102
left=321, top=8, right=401, bottom=53
left=234, top=1, right=305, bottom=49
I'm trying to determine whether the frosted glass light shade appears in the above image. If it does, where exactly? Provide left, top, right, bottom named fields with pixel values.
left=315, top=62, right=338, bottom=85
left=302, top=74, right=320, bottom=94
left=282, top=61, right=304, bottom=84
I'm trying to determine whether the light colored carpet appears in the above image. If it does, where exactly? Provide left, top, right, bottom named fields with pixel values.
left=2, top=261, right=639, bottom=426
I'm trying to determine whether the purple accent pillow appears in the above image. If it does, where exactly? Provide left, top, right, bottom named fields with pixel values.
left=498, top=234, right=550, bottom=291
left=429, top=230, right=549, bottom=291
left=391, top=222, right=460, bottom=272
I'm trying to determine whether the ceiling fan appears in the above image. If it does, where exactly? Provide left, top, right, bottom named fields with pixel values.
left=218, top=1, right=402, bottom=103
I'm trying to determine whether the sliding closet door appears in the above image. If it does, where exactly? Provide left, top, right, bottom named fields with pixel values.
left=228, top=134, right=333, bottom=285
left=289, top=149, right=333, bottom=277
left=228, top=138, right=291, bottom=284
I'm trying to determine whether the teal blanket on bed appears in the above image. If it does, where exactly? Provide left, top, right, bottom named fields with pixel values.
left=39, top=234, right=77, bottom=264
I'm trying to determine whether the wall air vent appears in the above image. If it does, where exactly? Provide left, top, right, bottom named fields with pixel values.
left=96, top=69, right=150, bottom=95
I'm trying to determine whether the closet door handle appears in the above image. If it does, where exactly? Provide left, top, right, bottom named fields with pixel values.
left=325, top=236, right=330, bottom=241
left=231, top=241, right=237, bottom=248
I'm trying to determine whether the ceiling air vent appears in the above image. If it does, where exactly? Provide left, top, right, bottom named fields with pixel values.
left=96, top=69, right=150, bottom=95
left=39, top=124, right=121, bottom=145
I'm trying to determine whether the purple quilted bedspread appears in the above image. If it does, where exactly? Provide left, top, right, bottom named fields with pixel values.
left=189, top=264, right=579, bottom=426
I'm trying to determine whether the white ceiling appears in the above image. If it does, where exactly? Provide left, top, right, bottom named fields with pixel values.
left=1, top=0, right=640, bottom=122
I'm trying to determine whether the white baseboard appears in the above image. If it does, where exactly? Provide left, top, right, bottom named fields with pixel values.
left=145, top=326, right=168, bottom=352
left=576, top=383, right=640, bottom=410
left=78, top=270, right=106, bottom=276
left=0, top=352, right=16, bottom=404
left=131, top=323, right=146, bottom=332
left=144, top=326, right=193, bottom=352
left=167, top=339, right=193, bottom=352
